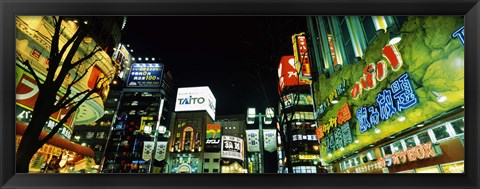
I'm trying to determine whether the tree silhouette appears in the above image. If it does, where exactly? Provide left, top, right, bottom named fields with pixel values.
left=15, top=16, right=114, bottom=173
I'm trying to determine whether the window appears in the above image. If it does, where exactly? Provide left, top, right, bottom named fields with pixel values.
left=417, top=132, right=432, bottom=144
left=203, top=169, right=209, bottom=173
left=432, top=125, right=451, bottom=141
left=391, top=141, right=404, bottom=153
left=204, top=159, right=210, bottom=163
left=364, top=150, right=376, bottom=161
left=360, top=16, right=377, bottom=45
left=96, top=132, right=106, bottom=139
left=212, top=169, right=219, bottom=173
left=213, top=159, right=219, bottom=163
left=450, top=118, right=464, bottom=135
left=381, top=145, right=392, bottom=157
left=85, top=132, right=95, bottom=139
left=339, top=17, right=355, bottom=65
left=404, top=136, right=417, bottom=148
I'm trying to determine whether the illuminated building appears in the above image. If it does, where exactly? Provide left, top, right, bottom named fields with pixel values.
left=15, top=16, right=123, bottom=173
left=166, top=86, right=216, bottom=173
left=306, top=16, right=464, bottom=173
left=276, top=33, right=321, bottom=173
left=101, top=52, right=176, bottom=173
left=216, top=115, right=248, bottom=173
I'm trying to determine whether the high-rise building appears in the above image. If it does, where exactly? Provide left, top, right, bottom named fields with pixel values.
left=101, top=54, right=175, bottom=173
left=166, top=86, right=216, bottom=173
left=215, top=115, right=248, bottom=173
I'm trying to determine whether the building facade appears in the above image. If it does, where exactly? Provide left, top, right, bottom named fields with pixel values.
left=306, top=16, right=464, bottom=173
left=15, top=16, right=122, bottom=173
left=101, top=54, right=175, bottom=173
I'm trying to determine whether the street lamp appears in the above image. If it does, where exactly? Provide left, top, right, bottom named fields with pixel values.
left=246, top=107, right=274, bottom=173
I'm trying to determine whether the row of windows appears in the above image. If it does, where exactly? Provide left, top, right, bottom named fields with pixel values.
left=204, top=158, right=220, bottom=163
left=203, top=169, right=219, bottom=173
left=381, top=117, right=464, bottom=157
left=339, top=117, right=463, bottom=171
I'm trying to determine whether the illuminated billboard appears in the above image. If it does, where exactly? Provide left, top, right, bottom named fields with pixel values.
left=277, top=56, right=310, bottom=94
left=174, top=86, right=216, bottom=120
left=126, top=63, right=164, bottom=88
left=221, top=135, right=244, bottom=161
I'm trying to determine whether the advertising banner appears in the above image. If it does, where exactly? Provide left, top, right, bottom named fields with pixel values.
left=277, top=56, right=310, bottom=94
left=292, top=33, right=312, bottom=78
left=245, top=130, right=260, bottom=152
left=126, top=63, right=164, bottom=88
left=175, top=86, right=216, bottom=120
left=16, top=71, right=75, bottom=139
left=205, top=124, right=221, bottom=146
left=155, top=141, right=167, bottom=161
left=263, top=129, right=277, bottom=153
left=221, top=135, right=244, bottom=161
left=142, top=141, right=154, bottom=161
left=281, top=93, right=314, bottom=108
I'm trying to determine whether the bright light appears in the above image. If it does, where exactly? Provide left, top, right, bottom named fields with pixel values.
left=389, top=36, right=402, bottom=45
left=432, top=91, right=447, bottom=102
left=417, top=124, right=424, bottom=128
left=146, top=57, right=149, bottom=61
left=437, top=95, right=447, bottom=102
left=81, top=143, right=87, bottom=146
left=74, top=136, right=81, bottom=140
left=132, top=57, right=135, bottom=61
left=331, top=99, right=339, bottom=104
left=354, top=139, right=359, bottom=143
left=313, top=145, right=319, bottom=150
left=84, top=20, right=88, bottom=24
left=398, top=116, right=406, bottom=122
left=328, top=153, right=332, bottom=157
left=340, top=147, right=345, bottom=151
left=152, top=58, right=155, bottom=61
left=247, top=108, right=256, bottom=118
left=138, top=58, right=142, bottom=61
left=374, top=128, right=381, bottom=134
left=113, top=80, right=118, bottom=84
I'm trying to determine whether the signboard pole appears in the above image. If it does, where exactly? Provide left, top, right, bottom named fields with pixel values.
left=149, top=98, right=165, bottom=173
left=258, top=113, right=264, bottom=174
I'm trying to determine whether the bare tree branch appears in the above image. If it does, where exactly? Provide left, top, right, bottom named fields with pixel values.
left=71, top=47, right=102, bottom=69
left=39, top=76, right=105, bottom=145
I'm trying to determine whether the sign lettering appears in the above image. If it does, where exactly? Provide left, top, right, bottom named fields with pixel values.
left=351, top=44, right=403, bottom=100
left=358, top=72, right=419, bottom=133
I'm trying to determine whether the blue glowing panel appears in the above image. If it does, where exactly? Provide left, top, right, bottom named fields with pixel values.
left=390, top=72, right=419, bottom=112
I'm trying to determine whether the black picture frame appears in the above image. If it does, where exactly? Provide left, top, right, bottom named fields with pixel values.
left=1, top=0, right=479, bottom=189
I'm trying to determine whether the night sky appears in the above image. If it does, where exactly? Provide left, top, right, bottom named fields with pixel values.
left=121, top=16, right=307, bottom=116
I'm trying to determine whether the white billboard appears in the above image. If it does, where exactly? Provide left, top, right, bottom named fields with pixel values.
left=175, top=86, right=216, bottom=120
left=221, top=135, right=244, bottom=161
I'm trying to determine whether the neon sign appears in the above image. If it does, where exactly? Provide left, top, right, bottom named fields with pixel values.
left=351, top=44, right=404, bottom=100
left=317, top=80, right=347, bottom=116
left=379, top=142, right=438, bottom=167
left=357, top=72, right=419, bottom=133
left=451, top=26, right=465, bottom=46
left=323, top=102, right=351, bottom=135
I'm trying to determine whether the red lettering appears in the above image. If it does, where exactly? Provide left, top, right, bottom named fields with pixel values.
left=415, top=145, right=425, bottom=159
left=337, top=103, right=352, bottom=125
left=391, top=153, right=401, bottom=165
left=351, top=82, right=362, bottom=99
left=422, top=143, right=436, bottom=158
left=382, top=44, right=403, bottom=71
left=376, top=61, right=387, bottom=81
left=407, top=147, right=416, bottom=162
left=398, top=151, right=408, bottom=164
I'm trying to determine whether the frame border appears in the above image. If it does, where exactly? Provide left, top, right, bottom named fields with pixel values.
left=1, top=0, right=479, bottom=189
